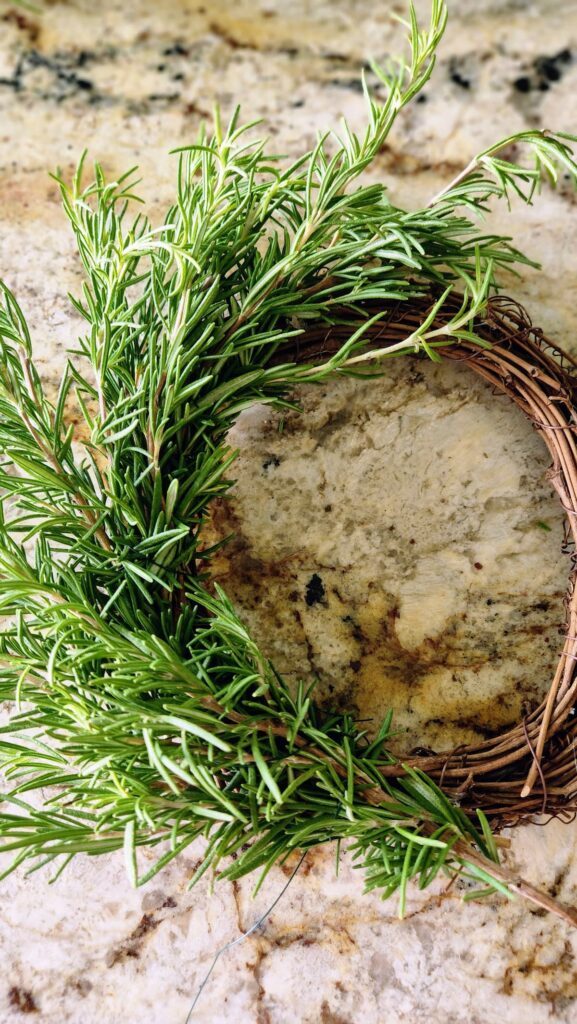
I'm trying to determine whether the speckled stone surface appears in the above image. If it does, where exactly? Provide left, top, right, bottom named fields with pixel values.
left=2, top=1, right=577, bottom=1022
left=207, top=362, right=567, bottom=755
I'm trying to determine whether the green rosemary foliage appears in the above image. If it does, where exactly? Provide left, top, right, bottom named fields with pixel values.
left=0, top=1, right=576, bottom=912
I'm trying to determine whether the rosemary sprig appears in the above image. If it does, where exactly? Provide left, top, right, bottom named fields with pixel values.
left=1, top=1, right=577, bottom=923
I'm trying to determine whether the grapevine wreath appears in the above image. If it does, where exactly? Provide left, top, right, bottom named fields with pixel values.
left=3, top=1, right=577, bottom=927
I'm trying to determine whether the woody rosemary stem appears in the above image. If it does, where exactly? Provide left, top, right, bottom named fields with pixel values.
left=455, top=844, right=577, bottom=927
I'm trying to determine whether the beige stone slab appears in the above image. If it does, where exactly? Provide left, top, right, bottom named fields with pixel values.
left=2, top=1, right=577, bottom=1022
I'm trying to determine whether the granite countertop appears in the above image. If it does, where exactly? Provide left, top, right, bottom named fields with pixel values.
left=2, top=1, right=577, bottom=1022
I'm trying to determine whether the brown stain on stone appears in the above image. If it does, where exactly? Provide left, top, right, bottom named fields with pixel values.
left=8, top=987, right=38, bottom=1014
left=500, top=937, right=577, bottom=1012
left=320, top=1002, right=351, bottom=1024
left=68, top=977, right=92, bottom=998
left=1, top=10, right=40, bottom=44
left=208, top=19, right=259, bottom=52
left=279, top=850, right=315, bottom=878
left=339, top=588, right=559, bottom=750
left=204, top=495, right=562, bottom=751
left=252, top=945, right=272, bottom=1024
left=106, top=909, right=167, bottom=967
